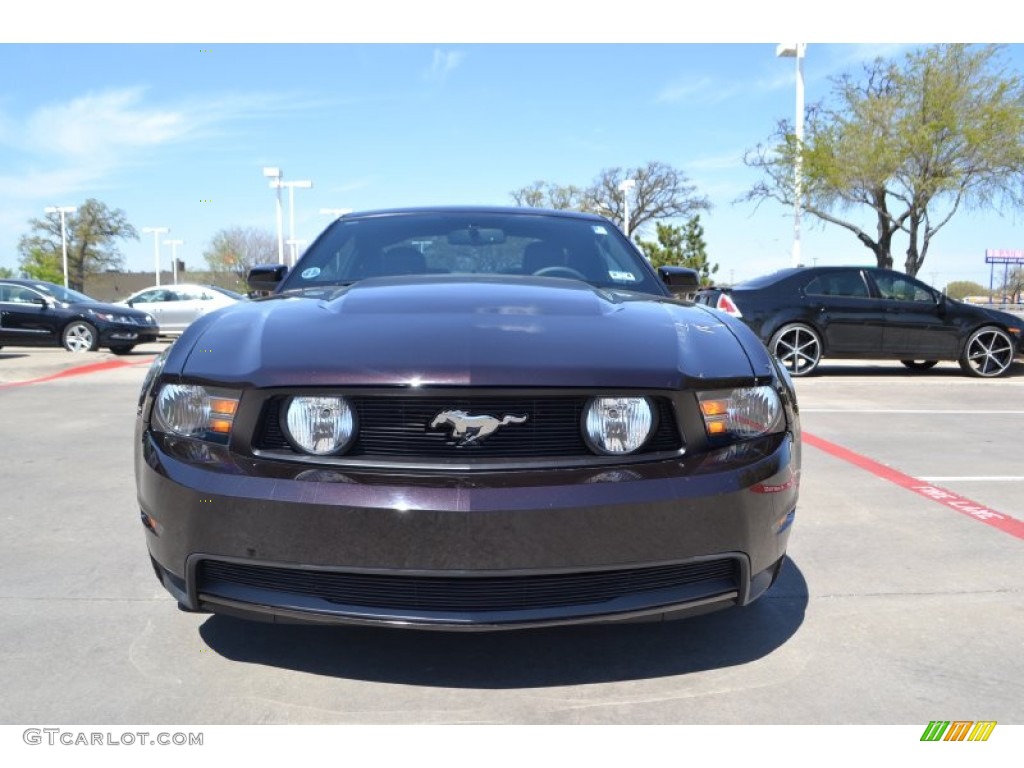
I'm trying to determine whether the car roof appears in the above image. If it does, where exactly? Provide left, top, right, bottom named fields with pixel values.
left=339, top=205, right=610, bottom=223
left=736, top=265, right=886, bottom=289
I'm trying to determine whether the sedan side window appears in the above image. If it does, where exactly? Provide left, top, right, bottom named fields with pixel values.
left=875, top=274, right=935, bottom=303
left=804, top=271, right=869, bottom=298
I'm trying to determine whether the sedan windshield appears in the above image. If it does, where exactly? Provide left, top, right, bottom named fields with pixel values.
left=278, top=211, right=664, bottom=296
left=30, top=283, right=97, bottom=304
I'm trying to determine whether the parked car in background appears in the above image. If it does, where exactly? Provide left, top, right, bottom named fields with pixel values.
left=136, top=206, right=800, bottom=630
left=0, top=279, right=158, bottom=354
left=696, top=266, right=1024, bottom=378
left=117, top=284, right=246, bottom=336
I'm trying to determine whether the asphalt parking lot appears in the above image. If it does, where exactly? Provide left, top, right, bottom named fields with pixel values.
left=0, top=344, right=1021, bottom=724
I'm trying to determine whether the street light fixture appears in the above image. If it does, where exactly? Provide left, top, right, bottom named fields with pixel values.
left=263, top=167, right=285, bottom=264
left=269, top=179, right=313, bottom=265
left=45, top=205, right=77, bottom=289
left=777, top=43, right=806, bottom=268
left=164, top=239, right=184, bottom=284
left=617, top=179, right=636, bottom=239
left=142, top=227, right=169, bottom=286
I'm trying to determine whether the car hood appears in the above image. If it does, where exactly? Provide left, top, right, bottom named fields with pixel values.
left=173, top=278, right=773, bottom=389
left=974, top=303, right=1024, bottom=329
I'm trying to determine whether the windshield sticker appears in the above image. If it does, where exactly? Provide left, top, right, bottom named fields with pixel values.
left=592, top=225, right=608, bottom=235
left=609, top=271, right=637, bottom=282
left=300, top=267, right=321, bottom=279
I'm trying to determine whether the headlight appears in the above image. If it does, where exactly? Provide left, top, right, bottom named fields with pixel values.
left=698, top=386, right=783, bottom=442
left=152, top=384, right=239, bottom=444
left=282, top=396, right=356, bottom=455
left=582, top=396, right=653, bottom=454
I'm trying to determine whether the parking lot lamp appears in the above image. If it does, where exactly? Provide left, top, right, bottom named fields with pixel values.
left=142, top=227, right=169, bottom=286
left=165, top=239, right=184, bottom=284
left=44, top=205, right=77, bottom=289
left=777, top=43, right=806, bottom=268
left=618, top=179, right=636, bottom=239
left=263, top=167, right=285, bottom=264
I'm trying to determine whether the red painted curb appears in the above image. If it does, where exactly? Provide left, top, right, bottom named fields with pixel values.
left=804, top=431, right=1024, bottom=540
left=0, top=355, right=155, bottom=390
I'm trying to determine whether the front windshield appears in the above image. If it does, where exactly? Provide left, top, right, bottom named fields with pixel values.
left=30, top=282, right=96, bottom=304
left=277, top=211, right=664, bottom=296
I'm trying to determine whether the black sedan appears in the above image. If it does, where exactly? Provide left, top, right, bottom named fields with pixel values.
left=0, top=279, right=159, bottom=354
left=697, top=267, right=1024, bottom=377
left=135, top=207, right=800, bottom=630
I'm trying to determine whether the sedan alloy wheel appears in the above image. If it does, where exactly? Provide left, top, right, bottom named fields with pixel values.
left=62, top=321, right=98, bottom=353
left=770, top=323, right=822, bottom=376
left=959, top=326, right=1014, bottom=378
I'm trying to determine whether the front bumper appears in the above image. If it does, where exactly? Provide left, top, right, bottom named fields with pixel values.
left=137, top=429, right=798, bottom=630
left=99, top=321, right=158, bottom=346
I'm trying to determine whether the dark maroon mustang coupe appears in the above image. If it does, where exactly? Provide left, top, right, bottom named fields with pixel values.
left=135, top=207, right=801, bottom=629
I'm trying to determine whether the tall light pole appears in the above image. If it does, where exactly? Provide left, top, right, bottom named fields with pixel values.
left=165, top=239, right=184, bottom=284
left=263, top=167, right=285, bottom=264
left=45, top=205, right=77, bottom=289
left=286, top=239, right=307, bottom=267
left=142, top=227, right=169, bottom=286
left=618, top=178, right=636, bottom=239
left=777, top=43, right=806, bottom=268
left=271, top=179, right=313, bottom=265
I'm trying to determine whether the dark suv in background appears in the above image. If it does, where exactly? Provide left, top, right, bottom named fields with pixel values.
left=696, top=266, right=1024, bottom=378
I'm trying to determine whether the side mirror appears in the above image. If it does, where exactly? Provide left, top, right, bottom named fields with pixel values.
left=657, top=266, right=700, bottom=297
left=248, top=264, right=289, bottom=293
left=126, top=299, right=135, bottom=307
left=31, top=296, right=49, bottom=308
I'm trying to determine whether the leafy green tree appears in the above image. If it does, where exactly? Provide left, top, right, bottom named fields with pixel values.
left=17, top=248, right=63, bottom=284
left=0, top=266, right=15, bottom=278
left=742, top=44, right=1024, bottom=277
left=204, top=227, right=278, bottom=286
left=637, top=216, right=719, bottom=284
left=511, top=161, right=710, bottom=239
left=945, top=280, right=991, bottom=300
left=17, top=199, right=137, bottom=290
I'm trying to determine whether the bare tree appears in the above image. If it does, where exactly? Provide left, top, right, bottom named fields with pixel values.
left=204, top=227, right=278, bottom=283
left=511, top=161, right=710, bottom=239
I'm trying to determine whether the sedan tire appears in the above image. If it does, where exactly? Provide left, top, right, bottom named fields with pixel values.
left=770, top=323, right=822, bottom=377
left=62, top=321, right=99, bottom=353
left=959, top=326, right=1014, bottom=378
left=900, top=360, right=939, bottom=371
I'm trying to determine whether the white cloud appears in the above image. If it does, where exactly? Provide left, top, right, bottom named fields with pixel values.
left=425, top=49, right=465, bottom=83
left=0, top=87, right=319, bottom=203
left=655, top=76, right=713, bottom=104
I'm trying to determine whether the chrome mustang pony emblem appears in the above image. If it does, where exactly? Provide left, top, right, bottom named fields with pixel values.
left=430, top=410, right=528, bottom=446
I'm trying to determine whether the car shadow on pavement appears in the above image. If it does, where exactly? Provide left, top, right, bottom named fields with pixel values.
left=811, top=362, right=1024, bottom=378
left=197, top=558, right=808, bottom=688
left=0, top=353, right=29, bottom=361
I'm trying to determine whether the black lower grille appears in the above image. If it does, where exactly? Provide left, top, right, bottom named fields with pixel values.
left=198, top=558, right=738, bottom=612
left=253, top=394, right=682, bottom=459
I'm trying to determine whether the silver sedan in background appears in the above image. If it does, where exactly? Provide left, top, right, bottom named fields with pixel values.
left=117, top=284, right=246, bottom=336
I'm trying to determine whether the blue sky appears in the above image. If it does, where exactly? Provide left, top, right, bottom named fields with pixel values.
left=2, top=4, right=1022, bottom=291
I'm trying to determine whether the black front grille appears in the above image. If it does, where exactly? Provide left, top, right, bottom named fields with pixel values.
left=253, top=394, right=682, bottom=460
left=198, top=559, right=738, bottom=613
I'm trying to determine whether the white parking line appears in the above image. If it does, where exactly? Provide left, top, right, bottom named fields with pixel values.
left=802, top=409, right=1024, bottom=414
left=918, top=476, right=1024, bottom=482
